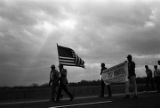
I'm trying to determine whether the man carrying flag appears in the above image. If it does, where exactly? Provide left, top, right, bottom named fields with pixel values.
left=56, top=64, right=74, bottom=102
left=56, top=44, right=85, bottom=102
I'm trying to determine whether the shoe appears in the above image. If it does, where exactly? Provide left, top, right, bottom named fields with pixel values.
left=50, top=99, right=56, bottom=102
left=99, top=95, right=104, bottom=98
left=70, top=96, right=74, bottom=101
left=124, top=95, right=130, bottom=99
left=133, top=95, right=138, bottom=99
left=60, top=94, right=63, bottom=99
left=107, top=95, right=112, bottom=99
left=55, top=98, right=60, bottom=102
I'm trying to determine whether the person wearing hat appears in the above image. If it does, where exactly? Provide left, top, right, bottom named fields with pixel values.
left=158, top=60, right=160, bottom=66
left=145, top=65, right=154, bottom=91
left=154, top=65, right=160, bottom=93
left=155, top=60, right=160, bottom=92
left=49, top=64, right=60, bottom=102
left=125, top=54, right=138, bottom=99
left=56, top=64, right=74, bottom=102
left=100, top=63, right=112, bottom=98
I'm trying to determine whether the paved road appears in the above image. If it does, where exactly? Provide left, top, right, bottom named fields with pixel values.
left=0, top=92, right=160, bottom=108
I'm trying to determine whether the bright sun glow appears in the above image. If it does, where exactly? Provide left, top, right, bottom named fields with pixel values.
left=59, top=19, right=77, bottom=30
left=34, top=21, right=56, bottom=35
left=43, top=21, right=55, bottom=34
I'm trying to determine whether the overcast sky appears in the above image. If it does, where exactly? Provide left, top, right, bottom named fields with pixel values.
left=0, top=0, right=160, bottom=86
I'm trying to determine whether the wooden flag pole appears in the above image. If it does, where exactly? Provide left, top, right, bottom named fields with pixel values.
left=57, top=43, right=60, bottom=67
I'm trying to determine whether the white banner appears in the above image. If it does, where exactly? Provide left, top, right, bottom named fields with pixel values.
left=101, top=61, right=128, bottom=85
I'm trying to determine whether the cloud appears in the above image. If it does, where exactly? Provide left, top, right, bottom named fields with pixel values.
left=0, top=0, right=160, bottom=86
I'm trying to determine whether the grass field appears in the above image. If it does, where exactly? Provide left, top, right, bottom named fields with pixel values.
left=0, top=83, right=147, bottom=102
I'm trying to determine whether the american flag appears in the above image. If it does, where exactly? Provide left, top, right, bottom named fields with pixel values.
left=57, top=44, right=85, bottom=68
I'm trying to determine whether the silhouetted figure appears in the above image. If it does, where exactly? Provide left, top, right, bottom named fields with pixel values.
left=49, top=64, right=60, bottom=102
left=100, top=63, right=112, bottom=98
left=145, top=65, right=154, bottom=91
left=158, top=60, right=160, bottom=66
left=125, top=54, right=138, bottom=99
left=56, top=64, right=73, bottom=102
left=155, top=64, right=160, bottom=93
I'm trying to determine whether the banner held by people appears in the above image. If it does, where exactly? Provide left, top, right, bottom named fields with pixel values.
left=57, top=44, right=85, bottom=68
left=101, top=61, right=128, bottom=84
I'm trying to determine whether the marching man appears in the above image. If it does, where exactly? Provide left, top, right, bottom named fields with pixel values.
left=100, top=63, right=112, bottom=98
left=49, top=64, right=60, bottom=102
left=125, top=54, right=138, bottom=99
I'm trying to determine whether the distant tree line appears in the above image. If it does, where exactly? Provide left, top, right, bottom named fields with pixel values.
left=40, top=77, right=147, bottom=87
left=0, top=77, right=147, bottom=88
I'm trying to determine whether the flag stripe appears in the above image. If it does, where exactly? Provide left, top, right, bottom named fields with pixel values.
left=59, top=62, right=77, bottom=66
left=60, top=61, right=84, bottom=67
left=59, top=59, right=75, bottom=63
left=59, top=56, right=75, bottom=60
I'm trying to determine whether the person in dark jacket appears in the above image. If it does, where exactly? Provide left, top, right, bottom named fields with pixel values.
left=125, top=54, right=138, bottom=99
left=154, top=65, right=160, bottom=92
left=49, top=64, right=60, bottom=102
left=145, top=65, right=154, bottom=90
left=100, top=63, right=112, bottom=98
left=56, top=64, right=73, bottom=102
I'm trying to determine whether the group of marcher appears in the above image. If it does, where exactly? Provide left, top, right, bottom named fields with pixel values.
left=100, top=54, right=138, bottom=99
left=100, top=54, right=160, bottom=100
left=49, top=64, right=74, bottom=102
left=145, top=61, right=160, bottom=92
left=49, top=54, right=160, bottom=102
